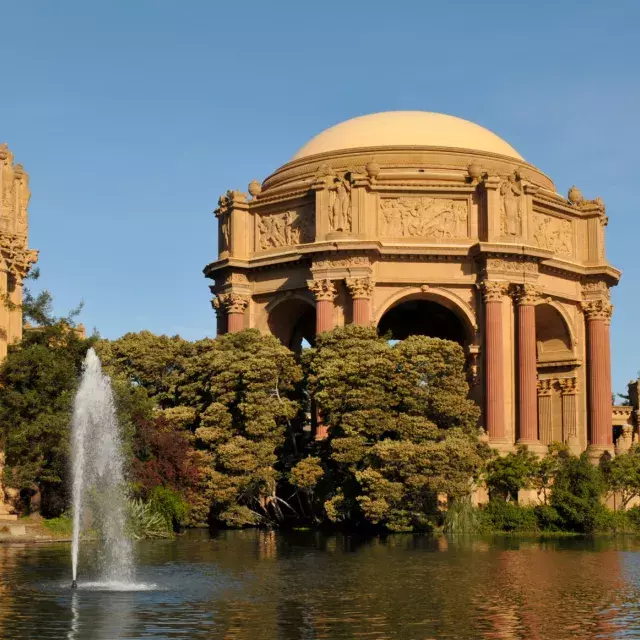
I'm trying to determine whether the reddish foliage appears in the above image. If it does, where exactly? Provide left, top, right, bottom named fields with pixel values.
left=131, top=414, right=203, bottom=498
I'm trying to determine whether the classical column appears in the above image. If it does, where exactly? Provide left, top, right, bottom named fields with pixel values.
left=537, top=379, right=553, bottom=445
left=480, top=281, right=508, bottom=441
left=559, top=377, right=579, bottom=447
left=345, top=277, right=374, bottom=326
left=307, top=278, right=337, bottom=334
left=217, top=292, right=250, bottom=334
left=582, top=299, right=614, bottom=450
left=513, top=284, right=540, bottom=444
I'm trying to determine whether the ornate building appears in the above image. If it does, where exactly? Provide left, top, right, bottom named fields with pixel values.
left=204, top=111, right=621, bottom=456
left=0, top=143, right=38, bottom=524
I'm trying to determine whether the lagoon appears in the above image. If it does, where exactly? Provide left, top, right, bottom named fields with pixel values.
left=2, top=530, right=640, bottom=639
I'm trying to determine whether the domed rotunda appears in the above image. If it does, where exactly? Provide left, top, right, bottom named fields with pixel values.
left=205, top=111, right=621, bottom=455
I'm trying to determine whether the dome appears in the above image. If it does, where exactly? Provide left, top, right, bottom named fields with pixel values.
left=291, top=111, right=523, bottom=161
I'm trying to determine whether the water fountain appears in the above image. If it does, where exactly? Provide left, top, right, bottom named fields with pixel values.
left=70, top=348, right=134, bottom=589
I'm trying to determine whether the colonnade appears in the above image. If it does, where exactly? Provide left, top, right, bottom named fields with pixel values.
left=213, top=277, right=614, bottom=451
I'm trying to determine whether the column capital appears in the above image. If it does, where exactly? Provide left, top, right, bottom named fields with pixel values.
left=479, top=280, right=509, bottom=302
left=217, top=292, right=250, bottom=314
left=537, top=379, right=553, bottom=396
left=558, top=376, right=579, bottom=395
left=581, top=298, right=613, bottom=323
left=345, top=277, right=375, bottom=300
left=307, top=278, right=337, bottom=302
left=511, top=283, right=541, bottom=306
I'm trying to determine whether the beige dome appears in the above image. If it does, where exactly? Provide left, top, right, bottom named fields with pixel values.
left=292, top=111, right=523, bottom=161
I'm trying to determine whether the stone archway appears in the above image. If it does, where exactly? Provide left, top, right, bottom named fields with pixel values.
left=267, top=295, right=316, bottom=355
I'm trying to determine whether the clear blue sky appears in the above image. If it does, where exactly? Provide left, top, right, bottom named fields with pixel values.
left=0, top=1, right=638, bottom=394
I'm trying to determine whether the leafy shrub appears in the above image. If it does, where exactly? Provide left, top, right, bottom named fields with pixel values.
left=444, top=496, right=480, bottom=534
left=126, top=498, right=173, bottom=540
left=626, top=506, right=640, bottom=530
left=533, top=505, right=562, bottom=532
left=479, top=500, right=538, bottom=532
left=148, top=485, right=188, bottom=530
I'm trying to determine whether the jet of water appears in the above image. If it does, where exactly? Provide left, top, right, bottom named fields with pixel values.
left=70, top=348, right=133, bottom=585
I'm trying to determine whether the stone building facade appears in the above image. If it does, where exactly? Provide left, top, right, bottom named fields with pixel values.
left=204, top=112, right=622, bottom=457
left=0, top=143, right=38, bottom=523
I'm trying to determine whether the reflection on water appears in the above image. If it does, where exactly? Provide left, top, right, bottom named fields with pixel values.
left=1, top=532, right=640, bottom=639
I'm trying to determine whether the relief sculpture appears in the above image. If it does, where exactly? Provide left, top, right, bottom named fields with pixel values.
left=533, top=213, right=573, bottom=256
left=328, top=175, right=352, bottom=233
left=500, top=173, right=522, bottom=237
left=380, top=197, right=468, bottom=239
left=258, top=207, right=314, bottom=250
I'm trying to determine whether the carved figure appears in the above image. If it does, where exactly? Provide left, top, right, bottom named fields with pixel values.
left=500, top=173, right=522, bottom=236
left=380, top=198, right=468, bottom=239
left=533, top=213, right=572, bottom=256
left=329, top=177, right=352, bottom=232
left=258, top=208, right=314, bottom=250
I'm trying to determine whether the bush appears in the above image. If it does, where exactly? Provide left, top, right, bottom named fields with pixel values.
left=148, top=486, right=188, bottom=530
left=534, top=505, right=562, bottom=532
left=42, top=515, right=73, bottom=536
left=126, top=498, right=173, bottom=540
left=479, top=500, right=538, bottom=532
left=443, top=496, right=480, bottom=534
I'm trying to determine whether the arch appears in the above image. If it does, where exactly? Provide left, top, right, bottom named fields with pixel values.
left=266, top=293, right=316, bottom=354
left=374, top=286, right=478, bottom=345
left=534, top=302, right=575, bottom=362
left=534, top=298, right=577, bottom=350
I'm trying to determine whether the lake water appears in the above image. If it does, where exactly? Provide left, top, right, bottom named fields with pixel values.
left=2, top=530, right=640, bottom=639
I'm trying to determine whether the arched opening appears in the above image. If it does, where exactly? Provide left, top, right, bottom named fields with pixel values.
left=268, top=297, right=316, bottom=355
left=377, top=298, right=466, bottom=345
left=535, top=304, right=573, bottom=363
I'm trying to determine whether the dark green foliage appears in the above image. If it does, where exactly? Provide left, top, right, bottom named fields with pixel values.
left=301, top=325, right=487, bottom=532
left=479, top=500, right=539, bottom=532
left=601, top=444, right=640, bottom=509
left=485, top=446, right=539, bottom=501
left=148, top=485, right=189, bottom=530
left=550, top=453, right=605, bottom=533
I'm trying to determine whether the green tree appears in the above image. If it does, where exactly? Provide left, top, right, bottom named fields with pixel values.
left=302, top=325, right=487, bottom=532
left=602, top=444, right=640, bottom=509
left=0, top=323, right=95, bottom=515
left=485, top=445, right=539, bottom=502
left=178, top=329, right=303, bottom=527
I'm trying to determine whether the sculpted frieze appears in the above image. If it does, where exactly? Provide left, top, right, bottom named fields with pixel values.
left=532, top=213, right=573, bottom=257
left=486, top=258, right=538, bottom=274
left=380, top=197, right=468, bottom=239
left=313, top=256, right=369, bottom=269
left=257, top=207, right=314, bottom=250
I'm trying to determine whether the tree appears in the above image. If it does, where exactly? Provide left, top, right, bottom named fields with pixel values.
left=602, top=444, right=640, bottom=509
left=485, top=445, right=540, bottom=502
left=96, top=331, right=191, bottom=409
left=0, top=323, right=95, bottom=515
left=301, top=325, right=487, bottom=532
left=178, top=330, right=303, bottom=527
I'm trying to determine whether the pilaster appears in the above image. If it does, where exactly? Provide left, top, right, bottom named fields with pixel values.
left=559, top=377, right=581, bottom=453
left=537, top=379, right=553, bottom=445
left=214, top=190, right=251, bottom=259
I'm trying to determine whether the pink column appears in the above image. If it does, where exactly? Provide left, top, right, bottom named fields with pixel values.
left=583, top=300, right=614, bottom=447
left=515, top=285, right=539, bottom=444
left=482, top=281, right=508, bottom=441
left=219, top=293, right=249, bottom=334
left=346, top=277, right=374, bottom=326
left=307, top=279, right=336, bottom=334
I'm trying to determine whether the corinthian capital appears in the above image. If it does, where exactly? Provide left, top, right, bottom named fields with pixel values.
left=345, top=277, right=375, bottom=300
left=307, top=278, right=336, bottom=302
left=511, top=283, right=541, bottom=306
left=581, top=299, right=613, bottom=322
left=217, top=292, right=250, bottom=314
left=479, top=280, right=509, bottom=302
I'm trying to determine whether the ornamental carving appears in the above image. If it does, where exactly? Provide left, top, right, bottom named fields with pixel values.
left=214, top=190, right=247, bottom=215
left=511, top=283, right=541, bottom=306
left=479, top=280, right=509, bottom=302
left=314, top=256, right=369, bottom=269
left=486, top=258, right=538, bottom=274
left=345, top=277, right=375, bottom=300
left=380, top=197, right=468, bottom=239
left=581, top=299, right=613, bottom=322
left=537, top=379, right=553, bottom=396
left=216, top=292, right=250, bottom=314
left=0, top=144, right=30, bottom=236
left=257, top=207, right=314, bottom=250
left=0, top=233, right=38, bottom=279
left=500, top=173, right=523, bottom=237
left=307, top=278, right=336, bottom=302
left=328, top=174, right=352, bottom=233
left=581, top=280, right=610, bottom=299
left=558, top=377, right=578, bottom=395
left=532, top=213, right=572, bottom=256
